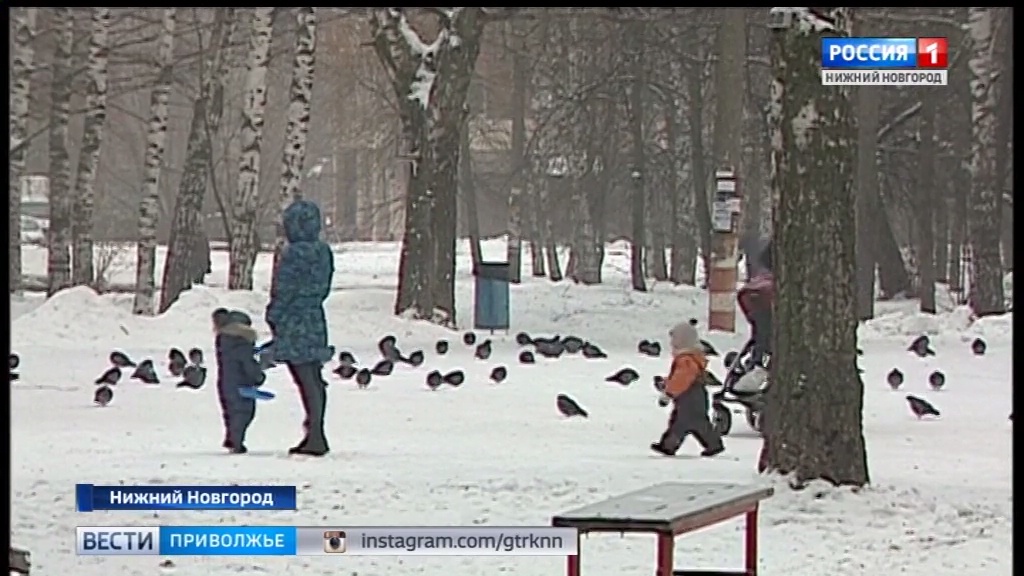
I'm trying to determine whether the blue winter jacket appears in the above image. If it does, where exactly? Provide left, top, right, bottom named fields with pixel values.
left=215, top=310, right=266, bottom=404
left=265, top=200, right=335, bottom=365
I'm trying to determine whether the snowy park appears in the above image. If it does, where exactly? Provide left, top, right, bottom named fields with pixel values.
left=11, top=241, right=1013, bottom=575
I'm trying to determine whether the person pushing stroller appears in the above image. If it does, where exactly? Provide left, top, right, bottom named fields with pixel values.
left=732, top=241, right=774, bottom=395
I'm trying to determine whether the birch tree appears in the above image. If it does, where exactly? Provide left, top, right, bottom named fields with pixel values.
left=759, top=7, right=868, bottom=488
left=160, top=7, right=238, bottom=312
left=46, top=8, right=75, bottom=297
left=9, top=8, right=37, bottom=294
left=273, top=7, right=318, bottom=281
left=966, top=7, right=1006, bottom=317
left=370, top=8, right=485, bottom=323
left=228, top=7, right=276, bottom=291
left=71, top=8, right=112, bottom=287
left=132, top=9, right=177, bottom=315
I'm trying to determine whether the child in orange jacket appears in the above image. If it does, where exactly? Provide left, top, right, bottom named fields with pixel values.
left=651, top=320, right=725, bottom=457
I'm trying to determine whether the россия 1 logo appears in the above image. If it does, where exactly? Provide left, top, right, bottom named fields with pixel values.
left=820, top=37, right=948, bottom=86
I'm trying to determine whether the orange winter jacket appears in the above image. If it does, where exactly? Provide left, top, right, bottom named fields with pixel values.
left=664, top=351, right=708, bottom=398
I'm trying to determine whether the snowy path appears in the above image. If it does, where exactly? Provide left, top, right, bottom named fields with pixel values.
left=12, top=241, right=1013, bottom=575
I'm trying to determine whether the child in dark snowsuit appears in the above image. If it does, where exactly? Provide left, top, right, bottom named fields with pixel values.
left=650, top=321, right=725, bottom=457
left=213, top=308, right=266, bottom=454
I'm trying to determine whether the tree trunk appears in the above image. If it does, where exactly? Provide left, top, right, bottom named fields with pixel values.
left=966, top=7, right=1006, bottom=317
left=916, top=95, right=937, bottom=313
left=993, top=10, right=1013, bottom=272
left=506, top=24, right=528, bottom=284
left=527, top=179, right=546, bottom=277
left=9, top=8, right=37, bottom=294
left=686, top=62, right=712, bottom=282
left=460, top=129, right=483, bottom=268
left=273, top=7, right=317, bottom=288
left=71, top=8, right=112, bottom=288
left=667, top=67, right=698, bottom=286
left=542, top=175, right=564, bottom=282
left=760, top=7, right=868, bottom=488
left=132, top=8, right=177, bottom=315
left=875, top=209, right=912, bottom=298
left=160, top=7, right=237, bottom=312
left=228, top=7, right=275, bottom=291
left=854, top=85, right=880, bottom=319
left=948, top=14, right=971, bottom=296
left=46, top=7, right=75, bottom=297
left=627, top=23, right=647, bottom=292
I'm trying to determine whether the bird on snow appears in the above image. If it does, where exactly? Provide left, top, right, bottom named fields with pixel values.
left=534, top=340, right=565, bottom=359
left=130, top=360, right=160, bottom=384
left=700, top=340, right=719, bottom=357
left=474, top=340, right=492, bottom=360
left=188, top=348, right=204, bottom=366
left=908, top=335, right=936, bottom=358
left=355, top=368, right=372, bottom=388
left=581, top=342, right=607, bottom=359
left=906, top=395, right=940, bottom=419
left=94, top=385, right=114, bottom=407
left=167, top=348, right=187, bottom=377
left=435, top=340, right=450, bottom=355
left=109, top=350, right=137, bottom=368
left=723, top=350, right=740, bottom=369
left=370, top=359, right=394, bottom=377
left=462, top=332, right=477, bottom=346
left=561, top=336, right=585, bottom=354
left=401, top=350, right=425, bottom=367
left=857, top=348, right=864, bottom=356
left=95, top=366, right=122, bottom=386
left=605, top=367, right=640, bottom=386
left=442, top=370, right=465, bottom=387
left=333, top=363, right=357, bottom=380
left=176, top=364, right=207, bottom=390
left=532, top=335, right=561, bottom=346
left=556, top=394, right=588, bottom=418
left=637, top=340, right=661, bottom=357
left=970, top=338, right=987, bottom=356
left=518, top=350, right=536, bottom=364
left=515, top=332, right=533, bottom=346
left=9, top=353, right=20, bottom=370
left=378, top=336, right=402, bottom=362
left=338, top=351, right=357, bottom=366
left=426, top=370, right=443, bottom=390
left=10, top=371, right=19, bottom=383
left=887, top=368, right=904, bottom=390
left=489, top=366, right=508, bottom=383
left=928, top=370, right=946, bottom=391
left=653, top=375, right=666, bottom=393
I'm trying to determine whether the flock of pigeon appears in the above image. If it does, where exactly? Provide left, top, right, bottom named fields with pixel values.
left=897, top=334, right=993, bottom=420
left=89, top=348, right=207, bottom=406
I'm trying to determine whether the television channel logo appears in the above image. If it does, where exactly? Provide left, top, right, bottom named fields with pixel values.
left=821, top=37, right=947, bottom=86
left=323, top=530, right=346, bottom=553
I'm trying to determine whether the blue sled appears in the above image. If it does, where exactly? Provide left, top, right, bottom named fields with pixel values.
left=238, top=387, right=275, bottom=401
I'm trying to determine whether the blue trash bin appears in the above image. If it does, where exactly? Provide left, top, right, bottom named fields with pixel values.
left=473, top=262, right=510, bottom=332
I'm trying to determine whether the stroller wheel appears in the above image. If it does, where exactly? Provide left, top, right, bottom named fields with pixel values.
left=745, top=409, right=763, bottom=434
left=711, top=403, right=733, bottom=436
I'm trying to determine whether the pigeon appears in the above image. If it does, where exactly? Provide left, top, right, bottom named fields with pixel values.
left=131, top=360, right=160, bottom=384
left=906, top=395, right=940, bottom=418
left=168, top=348, right=187, bottom=377
left=94, top=385, right=114, bottom=406
left=518, top=350, right=536, bottom=364
left=109, top=350, right=137, bottom=368
left=333, top=363, right=357, bottom=379
left=534, top=340, right=565, bottom=359
left=338, top=351, right=357, bottom=366
left=970, top=338, right=986, bottom=356
left=652, top=375, right=666, bottom=392
left=928, top=370, right=946, bottom=391
left=908, top=335, right=935, bottom=358
left=474, top=340, right=492, bottom=360
left=532, top=335, right=561, bottom=346
left=176, top=365, right=207, bottom=390
left=378, top=336, right=402, bottom=362
left=581, top=342, right=607, bottom=359
left=561, top=336, right=584, bottom=354
left=370, top=360, right=394, bottom=377
left=515, top=332, right=533, bottom=346
left=857, top=348, right=864, bottom=356
left=462, top=332, right=477, bottom=346
left=886, top=368, right=904, bottom=390
left=402, top=350, right=425, bottom=367
left=10, top=372, right=19, bottom=383
left=606, top=367, right=640, bottom=386
left=426, top=370, right=443, bottom=390
left=700, top=340, right=719, bottom=357
left=187, top=348, right=204, bottom=366
left=556, top=394, right=588, bottom=418
left=688, top=318, right=699, bottom=326
left=355, top=368, right=372, bottom=388
left=638, top=340, right=661, bottom=357
left=95, top=367, right=122, bottom=385
left=435, top=340, right=449, bottom=355
left=9, top=353, right=20, bottom=370
left=442, top=370, right=465, bottom=387
left=489, top=366, right=508, bottom=383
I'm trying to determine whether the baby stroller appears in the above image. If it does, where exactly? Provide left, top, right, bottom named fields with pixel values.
left=710, top=340, right=769, bottom=436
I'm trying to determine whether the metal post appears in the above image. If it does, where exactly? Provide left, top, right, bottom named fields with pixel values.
left=708, top=169, right=742, bottom=332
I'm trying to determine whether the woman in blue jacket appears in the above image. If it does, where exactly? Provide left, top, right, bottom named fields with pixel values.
left=266, top=199, right=335, bottom=456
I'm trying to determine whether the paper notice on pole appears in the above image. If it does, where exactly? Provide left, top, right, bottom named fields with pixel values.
left=726, top=198, right=742, bottom=213
left=716, top=178, right=736, bottom=193
left=712, top=203, right=733, bottom=233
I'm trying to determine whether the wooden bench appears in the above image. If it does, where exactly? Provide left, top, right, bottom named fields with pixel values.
left=9, top=547, right=31, bottom=575
left=552, top=482, right=774, bottom=576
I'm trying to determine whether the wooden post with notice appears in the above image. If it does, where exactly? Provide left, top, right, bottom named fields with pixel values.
left=708, top=170, right=742, bottom=332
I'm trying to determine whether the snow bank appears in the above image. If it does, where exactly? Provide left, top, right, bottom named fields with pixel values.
left=12, top=286, right=131, bottom=347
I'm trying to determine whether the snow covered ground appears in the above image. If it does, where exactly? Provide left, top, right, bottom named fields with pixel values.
left=12, top=241, right=1013, bottom=575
